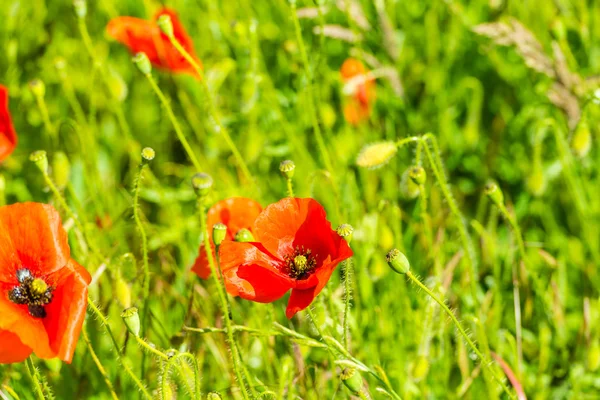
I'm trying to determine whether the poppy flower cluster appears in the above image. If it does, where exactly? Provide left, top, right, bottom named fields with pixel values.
left=0, top=203, right=91, bottom=364
left=0, top=85, right=17, bottom=161
left=340, top=58, right=376, bottom=125
left=194, top=197, right=353, bottom=319
left=107, top=8, right=202, bottom=77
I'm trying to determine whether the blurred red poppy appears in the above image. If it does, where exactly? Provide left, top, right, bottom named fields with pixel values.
left=340, top=58, right=375, bottom=125
left=0, top=203, right=91, bottom=364
left=191, top=198, right=263, bottom=280
left=107, top=8, right=202, bottom=77
left=219, top=198, right=353, bottom=318
left=0, top=85, right=17, bottom=162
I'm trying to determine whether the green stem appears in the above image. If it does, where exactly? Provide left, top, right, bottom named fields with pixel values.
left=199, top=199, right=251, bottom=400
left=405, top=271, right=516, bottom=400
left=286, top=178, right=295, bottom=198
left=342, top=258, right=354, bottom=349
left=132, top=162, right=151, bottom=335
left=87, top=300, right=153, bottom=399
left=144, top=73, right=203, bottom=172
left=25, top=358, right=45, bottom=400
left=166, top=35, right=254, bottom=185
left=289, top=0, right=334, bottom=175
left=33, top=94, right=56, bottom=144
left=82, top=326, right=119, bottom=400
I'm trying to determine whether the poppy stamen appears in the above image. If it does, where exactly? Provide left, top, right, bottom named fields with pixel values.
left=284, top=247, right=317, bottom=280
left=7, top=268, right=54, bottom=319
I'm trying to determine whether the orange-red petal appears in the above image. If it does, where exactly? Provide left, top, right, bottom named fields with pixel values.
left=0, top=203, right=71, bottom=284
left=0, top=330, right=32, bottom=363
left=0, top=85, right=17, bottom=162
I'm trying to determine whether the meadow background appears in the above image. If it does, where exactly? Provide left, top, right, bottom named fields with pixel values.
left=1, top=0, right=600, bottom=398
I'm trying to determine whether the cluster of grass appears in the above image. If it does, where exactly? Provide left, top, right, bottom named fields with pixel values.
left=1, top=0, right=599, bottom=398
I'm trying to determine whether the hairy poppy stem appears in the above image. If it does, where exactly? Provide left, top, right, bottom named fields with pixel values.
left=289, top=0, right=335, bottom=176
left=164, top=35, right=255, bottom=187
left=199, top=200, right=252, bottom=400
left=25, top=357, right=46, bottom=400
left=143, top=74, right=203, bottom=172
left=87, top=300, right=153, bottom=399
left=405, top=271, right=517, bottom=400
left=82, top=326, right=120, bottom=400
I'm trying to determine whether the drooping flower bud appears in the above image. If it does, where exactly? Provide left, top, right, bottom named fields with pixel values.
left=340, top=368, right=364, bottom=395
left=52, top=152, right=71, bottom=190
left=527, top=164, right=546, bottom=197
left=206, top=393, right=222, bottom=400
left=191, top=173, right=213, bottom=197
left=115, top=275, right=132, bottom=308
left=235, top=228, right=255, bottom=243
left=30, top=151, right=49, bottom=174
left=400, top=168, right=420, bottom=199
left=484, top=182, right=504, bottom=205
left=29, top=79, right=46, bottom=98
left=141, top=147, right=155, bottom=164
left=121, top=307, right=141, bottom=337
left=386, top=248, right=410, bottom=274
left=356, top=141, right=398, bottom=169
left=212, top=223, right=227, bottom=246
left=133, top=52, right=152, bottom=75
left=412, top=355, right=430, bottom=380
left=156, top=14, right=174, bottom=38
left=571, top=119, right=592, bottom=158
left=279, top=160, right=296, bottom=179
left=409, top=166, right=426, bottom=185
left=73, top=0, right=87, bottom=18
left=336, top=224, right=354, bottom=243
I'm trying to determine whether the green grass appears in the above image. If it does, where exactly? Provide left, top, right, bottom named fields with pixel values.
left=1, top=0, right=600, bottom=398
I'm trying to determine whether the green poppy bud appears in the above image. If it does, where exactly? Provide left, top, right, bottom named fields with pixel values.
left=73, top=0, right=87, bottom=18
left=29, top=79, right=45, bottom=98
left=52, top=152, right=71, bottom=190
left=412, top=355, right=430, bottom=380
left=409, top=166, right=426, bottom=185
left=133, top=52, right=152, bottom=75
left=207, top=393, right=222, bottom=400
left=141, top=147, right=155, bottom=164
left=336, top=224, right=354, bottom=243
left=115, top=276, right=132, bottom=308
left=212, top=223, right=227, bottom=246
left=191, top=173, right=213, bottom=197
left=121, top=307, right=140, bottom=337
left=527, top=164, right=546, bottom=197
left=235, top=228, right=255, bottom=243
left=571, top=119, right=592, bottom=158
left=400, top=168, right=420, bottom=199
left=484, top=182, right=504, bottom=205
left=340, top=368, right=363, bottom=395
left=386, top=248, right=410, bottom=274
left=356, top=141, right=398, bottom=169
left=279, top=160, right=295, bottom=179
left=30, top=151, right=49, bottom=175
left=156, top=14, right=174, bottom=38
left=588, top=340, right=600, bottom=372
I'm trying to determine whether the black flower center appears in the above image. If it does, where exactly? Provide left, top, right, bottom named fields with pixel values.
left=284, top=247, right=317, bottom=280
left=8, top=268, right=54, bottom=319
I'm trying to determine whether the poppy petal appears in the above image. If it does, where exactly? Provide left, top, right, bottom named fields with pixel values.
left=0, top=85, right=17, bottom=162
left=191, top=245, right=213, bottom=280
left=219, top=241, right=291, bottom=301
left=0, top=330, right=32, bottom=364
left=43, top=260, right=90, bottom=363
left=0, top=203, right=70, bottom=284
left=207, top=198, right=263, bottom=240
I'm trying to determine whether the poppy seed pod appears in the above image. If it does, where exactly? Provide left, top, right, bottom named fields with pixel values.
left=484, top=182, right=504, bottom=205
left=121, top=307, right=141, bottom=337
left=386, top=248, right=410, bottom=274
left=409, top=166, right=427, bottom=185
left=279, top=160, right=295, bottom=179
left=73, top=0, right=87, bottom=18
left=340, top=368, right=364, bottom=394
left=234, top=228, right=255, bottom=243
left=356, top=141, right=397, bottom=169
left=156, top=14, right=174, bottom=38
left=336, top=224, right=354, bottom=243
left=133, top=52, right=152, bottom=75
left=212, top=223, right=227, bottom=246
left=28, top=79, right=45, bottom=98
left=191, top=173, right=213, bottom=197
left=141, top=147, right=155, bottom=163
left=30, top=150, right=49, bottom=174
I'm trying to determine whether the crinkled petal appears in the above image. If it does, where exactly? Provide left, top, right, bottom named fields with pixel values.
left=207, top=197, right=263, bottom=240
left=0, top=330, right=32, bottom=364
left=191, top=244, right=213, bottom=280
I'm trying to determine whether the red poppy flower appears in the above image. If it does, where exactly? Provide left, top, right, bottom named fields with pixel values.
left=107, top=8, right=202, bottom=77
left=340, top=58, right=375, bottom=125
left=0, top=203, right=91, bottom=364
left=219, top=198, right=353, bottom=318
left=0, top=85, right=17, bottom=162
left=191, top=198, right=263, bottom=280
